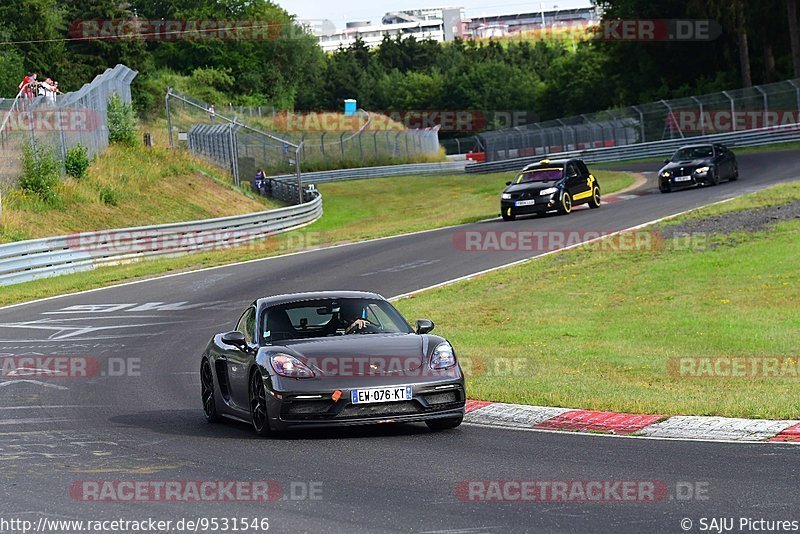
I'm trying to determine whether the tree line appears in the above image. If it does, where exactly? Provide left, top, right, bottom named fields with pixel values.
left=0, top=0, right=798, bottom=127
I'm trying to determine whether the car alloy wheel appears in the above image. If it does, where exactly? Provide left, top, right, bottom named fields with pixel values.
left=730, top=164, right=739, bottom=181
left=589, top=187, right=601, bottom=209
left=560, top=192, right=572, bottom=214
left=201, top=359, right=221, bottom=423
left=249, top=371, right=271, bottom=436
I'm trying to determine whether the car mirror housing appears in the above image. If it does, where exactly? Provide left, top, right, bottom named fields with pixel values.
left=505, top=181, right=512, bottom=186
left=664, top=159, right=670, bottom=164
left=415, top=319, right=435, bottom=335
left=221, top=331, right=248, bottom=350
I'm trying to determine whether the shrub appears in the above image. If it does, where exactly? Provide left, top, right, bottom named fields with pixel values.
left=99, top=185, right=119, bottom=206
left=19, top=143, right=61, bottom=204
left=65, top=143, right=90, bottom=180
left=107, top=92, right=138, bottom=146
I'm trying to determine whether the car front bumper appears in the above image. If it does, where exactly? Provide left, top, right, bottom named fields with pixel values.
left=501, top=196, right=557, bottom=216
left=265, top=378, right=466, bottom=431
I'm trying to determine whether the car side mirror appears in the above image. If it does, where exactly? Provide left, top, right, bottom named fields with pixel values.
left=663, top=159, right=670, bottom=164
left=505, top=181, right=512, bottom=186
left=415, top=319, right=435, bottom=335
left=221, top=331, right=248, bottom=350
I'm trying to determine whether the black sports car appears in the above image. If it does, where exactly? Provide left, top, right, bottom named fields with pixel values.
left=200, top=291, right=466, bottom=435
left=658, top=143, right=738, bottom=193
left=500, top=158, right=601, bottom=221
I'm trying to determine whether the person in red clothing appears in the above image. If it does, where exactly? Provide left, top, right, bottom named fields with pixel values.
left=18, top=73, right=37, bottom=99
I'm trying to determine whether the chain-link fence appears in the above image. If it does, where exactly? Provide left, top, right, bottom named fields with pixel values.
left=165, top=88, right=441, bottom=201
left=0, top=64, right=138, bottom=191
left=479, top=78, right=800, bottom=162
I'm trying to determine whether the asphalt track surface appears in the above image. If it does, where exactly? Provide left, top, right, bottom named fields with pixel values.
left=1, top=150, right=800, bottom=533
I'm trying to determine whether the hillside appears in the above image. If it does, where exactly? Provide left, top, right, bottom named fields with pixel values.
left=0, top=142, right=279, bottom=243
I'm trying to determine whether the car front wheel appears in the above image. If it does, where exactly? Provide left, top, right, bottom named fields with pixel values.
left=559, top=192, right=573, bottom=214
left=249, top=371, right=272, bottom=436
left=501, top=208, right=516, bottom=221
left=201, top=359, right=222, bottom=423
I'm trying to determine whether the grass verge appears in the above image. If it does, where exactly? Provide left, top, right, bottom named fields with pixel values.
left=0, top=143, right=278, bottom=243
left=394, top=181, right=800, bottom=419
left=0, top=170, right=634, bottom=308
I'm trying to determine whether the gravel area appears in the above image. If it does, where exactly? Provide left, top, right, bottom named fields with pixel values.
left=660, top=200, right=800, bottom=238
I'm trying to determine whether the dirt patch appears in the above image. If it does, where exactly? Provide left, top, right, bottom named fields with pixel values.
left=661, top=201, right=800, bottom=238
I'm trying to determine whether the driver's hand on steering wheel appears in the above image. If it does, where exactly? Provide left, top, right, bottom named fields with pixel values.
left=345, top=319, right=370, bottom=334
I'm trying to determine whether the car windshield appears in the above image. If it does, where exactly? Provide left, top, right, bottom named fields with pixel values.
left=515, top=168, right=563, bottom=184
left=260, top=298, right=413, bottom=343
left=672, top=146, right=713, bottom=161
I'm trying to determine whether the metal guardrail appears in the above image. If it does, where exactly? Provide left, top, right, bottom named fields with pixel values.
left=269, top=160, right=468, bottom=184
left=0, top=194, right=322, bottom=286
left=465, top=123, right=800, bottom=174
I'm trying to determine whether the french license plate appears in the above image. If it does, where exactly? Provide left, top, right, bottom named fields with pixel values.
left=351, top=386, right=412, bottom=404
left=515, top=199, right=536, bottom=207
left=674, top=175, right=692, bottom=182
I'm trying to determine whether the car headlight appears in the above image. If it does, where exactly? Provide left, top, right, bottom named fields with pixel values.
left=660, top=171, right=672, bottom=178
left=539, top=187, right=558, bottom=196
left=270, top=353, right=315, bottom=378
left=695, top=166, right=710, bottom=174
left=501, top=193, right=512, bottom=200
left=431, top=342, right=457, bottom=370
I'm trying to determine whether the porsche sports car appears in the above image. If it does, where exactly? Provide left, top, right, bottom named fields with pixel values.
left=500, top=158, right=601, bottom=221
left=200, top=291, right=466, bottom=435
left=658, top=143, right=738, bottom=193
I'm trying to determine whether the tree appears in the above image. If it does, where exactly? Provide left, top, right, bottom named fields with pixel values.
left=789, top=0, right=800, bottom=78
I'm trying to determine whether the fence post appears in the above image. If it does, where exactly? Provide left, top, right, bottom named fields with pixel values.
left=722, top=91, right=735, bottom=132
left=166, top=88, right=174, bottom=148
left=690, top=97, right=705, bottom=136
left=295, top=142, right=303, bottom=205
left=631, top=105, right=645, bottom=143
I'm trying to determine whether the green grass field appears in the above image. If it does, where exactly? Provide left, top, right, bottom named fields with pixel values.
left=394, top=182, right=800, bottom=419
left=0, top=170, right=634, bottom=307
left=0, top=143, right=278, bottom=244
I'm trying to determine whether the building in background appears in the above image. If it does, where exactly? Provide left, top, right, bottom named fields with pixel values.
left=463, top=6, right=598, bottom=39
left=308, top=5, right=598, bottom=52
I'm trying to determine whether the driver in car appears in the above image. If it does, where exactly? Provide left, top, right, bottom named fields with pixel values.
left=324, top=303, right=371, bottom=335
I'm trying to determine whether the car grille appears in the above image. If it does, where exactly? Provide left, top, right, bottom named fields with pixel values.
left=421, top=391, right=459, bottom=405
left=336, top=401, right=421, bottom=419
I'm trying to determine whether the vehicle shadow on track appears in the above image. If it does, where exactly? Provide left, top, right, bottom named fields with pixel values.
left=109, top=410, right=441, bottom=441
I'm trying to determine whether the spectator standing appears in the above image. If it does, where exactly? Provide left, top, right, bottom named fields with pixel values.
left=38, top=78, right=57, bottom=104
left=18, top=73, right=37, bottom=99
left=209, top=104, right=216, bottom=123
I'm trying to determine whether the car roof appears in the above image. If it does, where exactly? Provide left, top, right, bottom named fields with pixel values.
left=676, top=144, right=713, bottom=149
left=256, top=291, right=385, bottom=308
left=520, top=158, right=573, bottom=171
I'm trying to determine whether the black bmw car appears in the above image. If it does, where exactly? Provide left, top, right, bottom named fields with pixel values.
left=200, top=291, right=466, bottom=435
left=500, top=158, right=601, bottom=221
left=658, top=143, right=738, bottom=193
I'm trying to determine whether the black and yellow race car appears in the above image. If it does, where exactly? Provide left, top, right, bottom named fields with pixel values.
left=500, top=158, right=601, bottom=221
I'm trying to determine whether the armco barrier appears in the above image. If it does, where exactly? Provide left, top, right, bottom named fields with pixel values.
left=0, top=194, right=322, bottom=286
left=270, top=160, right=467, bottom=184
left=465, top=123, right=800, bottom=174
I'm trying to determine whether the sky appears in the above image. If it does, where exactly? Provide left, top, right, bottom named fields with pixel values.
left=277, top=0, right=593, bottom=29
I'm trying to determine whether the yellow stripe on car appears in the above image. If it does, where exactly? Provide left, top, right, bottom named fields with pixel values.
left=573, top=190, right=593, bottom=200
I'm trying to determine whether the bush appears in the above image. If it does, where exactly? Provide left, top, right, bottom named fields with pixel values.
left=65, top=143, right=90, bottom=180
left=98, top=185, right=119, bottom=206
left=107, top=92, right=138, bottom=146
left=19, top=143, right=61, bottom=204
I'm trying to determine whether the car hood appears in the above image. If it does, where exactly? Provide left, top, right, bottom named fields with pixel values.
left=504, top=182, right=559, bottom=194
left=275, top=334, right=425, bottom=376
left=660, top=159, right=712, bottom=173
